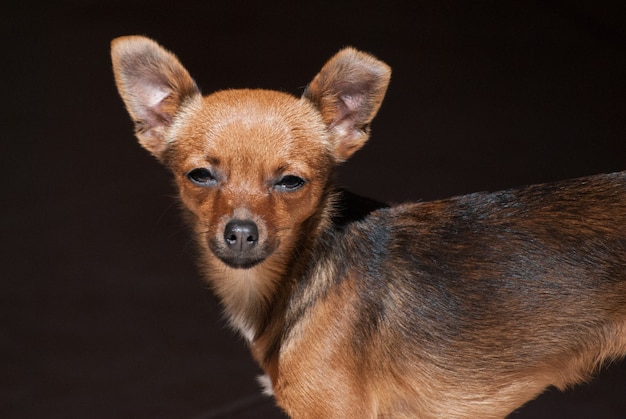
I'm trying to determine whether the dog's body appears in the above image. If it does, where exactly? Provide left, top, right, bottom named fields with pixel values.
left=111, top=36, right=626, bottom=418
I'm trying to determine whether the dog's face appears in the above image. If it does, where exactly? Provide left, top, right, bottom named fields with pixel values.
left=166, top=89, right=334, bottom=270
left=111, top=36, right=390, bottom=280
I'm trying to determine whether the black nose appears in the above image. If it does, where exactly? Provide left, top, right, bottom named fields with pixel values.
left=223, top=220, right=259, bottom=252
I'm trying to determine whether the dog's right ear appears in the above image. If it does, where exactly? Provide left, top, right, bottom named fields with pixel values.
left=111, top=36, right=200, bottom=160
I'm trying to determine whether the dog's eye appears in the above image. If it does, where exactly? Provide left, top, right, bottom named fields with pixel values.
left=187, top=168, right=217, bottom=187
left=274, top=175, right=306, bottom=192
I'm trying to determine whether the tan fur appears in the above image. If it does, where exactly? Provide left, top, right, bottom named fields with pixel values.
left=111, top=36, right=626, bottom=418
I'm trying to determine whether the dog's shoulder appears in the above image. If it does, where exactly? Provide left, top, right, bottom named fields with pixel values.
left=330, top=189, right=389, bottom=229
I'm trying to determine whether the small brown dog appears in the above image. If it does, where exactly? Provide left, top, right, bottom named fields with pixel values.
left=111, top=36, right=626, bottom=418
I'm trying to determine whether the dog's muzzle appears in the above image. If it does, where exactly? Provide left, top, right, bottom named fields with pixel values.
left=211, top=219, right=270, bottom=269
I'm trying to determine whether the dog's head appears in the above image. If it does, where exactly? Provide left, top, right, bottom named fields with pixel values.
left=111, top=36, right=390, bottom=294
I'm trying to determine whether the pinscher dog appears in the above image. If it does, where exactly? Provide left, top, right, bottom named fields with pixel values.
left=111, top=36, right=626, bottom=418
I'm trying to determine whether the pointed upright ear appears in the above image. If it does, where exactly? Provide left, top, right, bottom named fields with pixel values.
left=111, top=36, right=200, bottom=160
left=303, top=47, right=391, bottom=162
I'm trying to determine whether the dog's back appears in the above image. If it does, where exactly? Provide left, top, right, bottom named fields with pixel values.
left=275, top=172, right=626, bottom=417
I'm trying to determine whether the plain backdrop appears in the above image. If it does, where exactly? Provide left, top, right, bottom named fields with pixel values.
left=2, top=1, right=626, bottom=418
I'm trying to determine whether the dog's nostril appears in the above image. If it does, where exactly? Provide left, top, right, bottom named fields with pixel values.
left=223, top=220, right=259, bottom=251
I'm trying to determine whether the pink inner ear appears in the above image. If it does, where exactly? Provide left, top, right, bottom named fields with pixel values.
left=331, top=93, right=365, bottom=128
left=340, top=93, right=365, bottom=114
left=143, top=83, right=171, bottom=110
left=134, top=81, right=171, bottom=117
left=129, top=82, right=176, bottom=134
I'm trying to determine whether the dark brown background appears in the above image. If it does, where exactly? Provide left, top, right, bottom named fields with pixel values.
left=2, top=1, right=626, bottom=418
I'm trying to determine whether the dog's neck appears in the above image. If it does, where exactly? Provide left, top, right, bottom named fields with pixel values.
left=208, top=189, right=387, bottom=345
left=215, top=265, right=284, bottom=342
left=205, top=188, right=337, bottom=344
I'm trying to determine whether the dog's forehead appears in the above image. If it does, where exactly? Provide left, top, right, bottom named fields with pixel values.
left=206, top=90, right=322, bottom=135
left=175, top=89, right=330, bottom=158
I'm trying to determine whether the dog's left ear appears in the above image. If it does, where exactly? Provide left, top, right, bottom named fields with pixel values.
left=304, top=48, right=391, bottom=162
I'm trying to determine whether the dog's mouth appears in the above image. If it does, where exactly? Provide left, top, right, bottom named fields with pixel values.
left=216, top=254, right=267, bottom=270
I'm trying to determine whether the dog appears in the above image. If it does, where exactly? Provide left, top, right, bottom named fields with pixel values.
left=111, top=36, right=626, bottom=418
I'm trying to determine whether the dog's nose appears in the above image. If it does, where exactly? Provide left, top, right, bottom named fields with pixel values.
left=224, top=220, right=259, bottom=252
